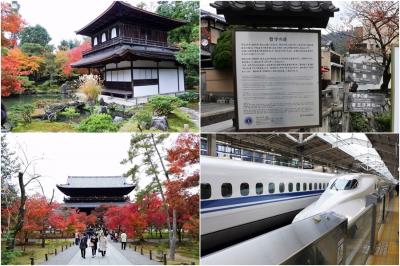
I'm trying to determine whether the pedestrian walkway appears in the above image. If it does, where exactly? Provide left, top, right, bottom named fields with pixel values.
left=41, top=238, right=159, bottom=265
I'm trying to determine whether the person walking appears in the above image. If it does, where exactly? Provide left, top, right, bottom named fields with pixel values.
left=89, top=234, right=99, bottom=258
left=75, top=231, right=80, bottom=246
left=120, top=231, right=127, bottom=250
left=99, top=233, right=108, bottom=257
left=79, top=234, right=88, bottom=259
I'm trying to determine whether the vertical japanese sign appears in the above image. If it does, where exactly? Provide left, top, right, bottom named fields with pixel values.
left=234, top=29, right=321, bottom=131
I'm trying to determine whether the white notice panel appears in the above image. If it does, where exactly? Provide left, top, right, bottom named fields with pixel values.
left=234, top=30, right=321, bottom=130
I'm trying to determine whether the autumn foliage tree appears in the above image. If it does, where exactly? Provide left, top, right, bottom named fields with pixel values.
left=61, top=41, right=91, bottom=76
left=1, top=2, right=24, bottom=48
left=138, top=192, right=167, bottom=238
left=104, top=203, right=147, bottom=239
left=165, top=134, right=199, bottom=242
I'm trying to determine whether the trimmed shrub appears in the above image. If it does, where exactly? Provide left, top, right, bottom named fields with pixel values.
left=59, top=107, right=80, bottom=119
left=177, top=91, right=198, bottom=102
left=148, top=95, right=187, bottom=116
left=78, top=113, right=118, bottom=132
left=134, top=109, right=153, bottom=130
left=375, top=112, right=391, bottom=132
left=9, top=104, right=35, bottom=126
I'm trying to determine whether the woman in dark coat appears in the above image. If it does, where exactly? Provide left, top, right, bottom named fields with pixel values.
left=90, top=234, right=99, bottom=258
left=79, top=234, right=88, bottom=259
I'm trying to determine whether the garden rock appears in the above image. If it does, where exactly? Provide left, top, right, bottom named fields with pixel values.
left=150, top=116, right=169, bottom=131
left=113, top=116, right=124, bottom=123
left=99, top=98, right=106, bottom=106
left=99, top=106, right=107, bottom=114
left=60, top=83, right=69, bottom=94
left=43, top=101, right=85, bottom=121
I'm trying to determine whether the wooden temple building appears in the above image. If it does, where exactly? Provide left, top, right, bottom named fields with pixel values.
left=71, top=1, right=187, bottom=100
left=56, top=176, right=135, bottom=213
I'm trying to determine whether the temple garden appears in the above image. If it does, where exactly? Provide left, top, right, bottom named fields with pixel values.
left=1, top=1, right=200, bottom=133
left=2, top=76, right=199, bottom=133
left=1, top=133, right=200, bottom=265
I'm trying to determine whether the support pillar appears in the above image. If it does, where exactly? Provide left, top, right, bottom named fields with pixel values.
left=207, top=134, right=217, bottom=157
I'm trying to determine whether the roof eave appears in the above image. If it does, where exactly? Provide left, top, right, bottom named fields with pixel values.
left=76, top=1, right=188, bottom=36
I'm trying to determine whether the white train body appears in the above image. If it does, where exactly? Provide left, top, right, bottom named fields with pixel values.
left=293, top=173, right=383, bottom=227
left=201, top=156, right=335, bottom=253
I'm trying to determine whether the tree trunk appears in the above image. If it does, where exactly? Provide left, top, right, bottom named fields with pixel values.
left=144, top=136, right=175, bottom=259
left=169, top=209, right=177, bottom=260
left=6, top=172, right=26, bottom=251
left=178, top=228, right=182, bottom=243
left=380, top=56, right=391, bottom=95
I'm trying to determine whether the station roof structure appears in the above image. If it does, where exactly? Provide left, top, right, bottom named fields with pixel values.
left=210, top=1, right=339, bottom=28
left=211, top=133, right=398, bottom=181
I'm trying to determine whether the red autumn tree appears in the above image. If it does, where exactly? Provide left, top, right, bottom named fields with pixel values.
left=1, top=2, right=24, bottom=48
left=141, top=192, right=167, bottom=237
left=104, top=203, right=148, bottom=239
left=1, top=48, right=43, bottom=96
left=165, top=134, right=199, bottom=242
left=62, top=41, right=91, bottom=76
left=20, top=195, right=57, bottom=244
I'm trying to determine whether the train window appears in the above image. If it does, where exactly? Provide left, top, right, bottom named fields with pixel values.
left=319, top=183, right=322, bottom=190
left=288, top=183, right=293, bottom=192
left=221, top=183, right=232, bottom=197
left=330, top=179, right=359, bottom=190
left=314, top=183, right=317, bottom=190
left=201, top=183, right=211, bottom=199
left=240, top=183, right=249, bottom=196
left=279, top=183, right=285, bottom=193
left=256, top=183, right=263, bottom=195
left=268, top=183, right=275, bottom=193
left=309, top=183, right=312, bottom=190
left=296, top=183, right=300, bottom=191
left=303, top=183, right=307, bottom=191
left=322, top=183, right=325, bottom=189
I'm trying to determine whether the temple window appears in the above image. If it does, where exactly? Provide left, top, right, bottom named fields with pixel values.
left=101, top=32, right=107, bottom=43
left=111, top=27, right=117, bottom=39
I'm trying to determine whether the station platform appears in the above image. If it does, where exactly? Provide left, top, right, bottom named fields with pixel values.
left=367, top=194, right=399, bottom=265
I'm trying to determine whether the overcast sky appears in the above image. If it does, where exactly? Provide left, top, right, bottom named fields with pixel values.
left=13, top=0, right=355, bottom=47
left=14, top=0, right=158, bottom=46
left=5, top=133, right=179, bottom=202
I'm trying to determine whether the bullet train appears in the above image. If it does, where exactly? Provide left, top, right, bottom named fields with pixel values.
left=201, top=156, right=336, bottom=254
left=292, top=173, right=391, bottom=227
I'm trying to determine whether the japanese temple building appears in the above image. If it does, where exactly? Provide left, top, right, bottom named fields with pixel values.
left=56, top=176, right=135, bottom=213
left=71, top=1, right=187, bottom=99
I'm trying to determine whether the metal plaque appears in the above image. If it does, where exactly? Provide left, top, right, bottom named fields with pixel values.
left=233, top=29, right=321, bottom=131
left=344, top=92, right=385, bottom=113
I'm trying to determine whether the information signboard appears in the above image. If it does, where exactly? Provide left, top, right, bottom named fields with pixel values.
left=343, top=92, right=385, bottom=113
left=233, top=29, right=321, bottom=131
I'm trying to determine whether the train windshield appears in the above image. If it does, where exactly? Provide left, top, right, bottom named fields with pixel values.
left=330, top=179, right=358, bottom=190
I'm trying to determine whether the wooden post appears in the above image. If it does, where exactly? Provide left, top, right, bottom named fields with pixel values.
left=140, top=247, right=143, bottom=255
left=55, top=248, right=57, bottom=255
left=149, top=250, right=152, bottom=260
left=30, top=257, right=34, bottom=265
left=45, top=254, right=48, bottom=261
left=163, top=254, right=167, bottom=265
left=61, top=246, right=63, bottom=252
left=134, top=245, right=137, bottom=251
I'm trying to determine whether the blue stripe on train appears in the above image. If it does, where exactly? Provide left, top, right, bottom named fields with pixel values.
left=201, top=190, right=324, bottom=214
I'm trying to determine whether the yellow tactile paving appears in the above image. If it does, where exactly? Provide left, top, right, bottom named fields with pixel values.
left=367, top=194, right=399, bottom=265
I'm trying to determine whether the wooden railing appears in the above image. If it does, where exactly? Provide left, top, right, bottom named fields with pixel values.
left=82, top=36, right=177, bottom=56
